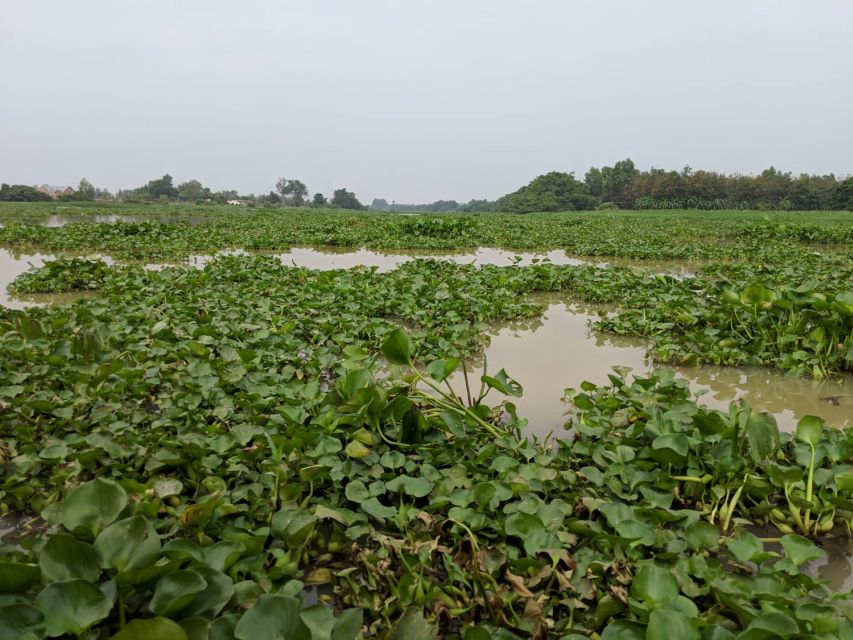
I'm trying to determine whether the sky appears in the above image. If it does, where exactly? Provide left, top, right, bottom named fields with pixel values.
left=2, top=1, right=852, bottom=203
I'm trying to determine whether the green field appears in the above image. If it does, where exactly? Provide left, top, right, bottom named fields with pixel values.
left=1, top=204, right=852, bottom=638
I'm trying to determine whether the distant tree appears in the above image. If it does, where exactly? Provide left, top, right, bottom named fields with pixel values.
left=585, top=159, right=638, bottom=208
left=331, top=188, right=365, bottom=210
left=502, top=172, right=593, bottom=213
left=0, top=184, right=52, bottom=201
left=836, top=177, right=853, bottom=210
left=77, top=178, right=96, bottom=200
left=131, top=174, right=178, bottom=200
left=58, top=178, right=97, bottom=201
left=311, top=192, right=328, bottom=207
left=178, top=179, right=209, bottom=201
left=258, top=191, right=281, bottom=206
left=371, top=198, right=390, bottom=211
left=460, top=199, right=498, bottom=212
left=275, top=178, right=308, bottom=206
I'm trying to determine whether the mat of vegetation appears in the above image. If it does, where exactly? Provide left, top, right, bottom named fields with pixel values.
left=9, top=254, right=853, bottom=376
left=1, top=202, right=851, bottom=261
left=2, top=256, right=853, bottom=638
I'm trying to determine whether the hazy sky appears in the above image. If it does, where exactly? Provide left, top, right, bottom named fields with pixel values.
left=2, top=1, right=852, bottom=203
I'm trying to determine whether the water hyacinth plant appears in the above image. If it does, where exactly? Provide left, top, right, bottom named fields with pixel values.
left=0, top=210, right=850, bottom=637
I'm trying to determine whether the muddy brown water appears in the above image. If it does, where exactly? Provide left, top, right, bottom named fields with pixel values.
left=452, top=300, right=852, bottom=436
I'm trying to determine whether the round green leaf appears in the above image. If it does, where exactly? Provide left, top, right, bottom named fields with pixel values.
left=601, top=620, right=645, bottom=640
left=426, top=358, right=459, bottom=382
left=652, top=433, right=689, bottom=462
left=683, top=521, right=720, bottom=551
left=0, top=603, right=45, bottom=640
left=180, top=567, right=235, bottom=619
left=150, top=570, right=208, bottom=617
left=234, top=594, right=307, bottom=640
left=504, top=512, right=545, bottom=539
left=94, top=515, right=161, bottom=573
left=110, top=617, right=189, bottom=640
left=381, top=329, right=412, bottom=366
left=332, top=608, right=363, bottom=640
left=646, top=609, right=699, bottom=640
left=39, top=534, right=101, bottom=583
left=795, top=415, right=823, bottom=446
left=57, top=478, right=127, bottom=539
left=35, top=579, right=112, bottom=637
left=746, top=612, right=799, bottom=638
left=0, top=562, right=40, bottom=593
left=780, top=534, right=824, bottom=565
left=630, top=564, right=678, bottom=605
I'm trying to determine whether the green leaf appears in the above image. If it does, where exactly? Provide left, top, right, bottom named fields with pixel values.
left=180, top=567, right=235, bottom=619
left=683, top=521, right=720, bottom=551
left=39, top=534, right=101, bottom=583
left=154, top=479, right=184, bottom=499
left=601, top=620, right=646, bottom=640
left=727, top=529, right=764, bottom=563
left=94, top=515, right=161, bottom=573
left=345, top=480, right=370, bottom=503
left=110, top=617, right=189, bottom=640
left=651, top=433, right=689, bottom=463
left=150, top=570, right=209, bottom=617
left=426, top=358, right=459, bottom=382
left=345, top=441, right=371, bottom=459
left=234, top=594, right=307, bottom=640
left=385, top=475, right=434, bottom=498
left=271, top=508, right=316, bottom=547
left=381, top=329, right=412, bottom=366
left=746, top=412, right=779, bottom=462
left=57, top=478, right=127, bottom=538
left=0, top=562, right=40, bottom=593
left=393, top=608, right=437, bottom=640
left=745, top=612, right=799, bottom=638
left=480, top=369, right=522, bottom=397
left=203, top=541, right=245, bottom=572
left=35, top=579, right=112, bottom=637
left=300, top=604, right=335, bottom=639
left=647, top=609, right=698, bottom=640
left=0, top=603, right=45, bottom=640
left=780, top=534, right=824, bottom=565
left=795, top=415, right=823, bottom=447
left=361, top=497, right=396, bottom=521
left=332, top=608, right=363, bottom=640
left=504, top=512, right=545, bottom=539
left=630, top=564, right=678, bottom=605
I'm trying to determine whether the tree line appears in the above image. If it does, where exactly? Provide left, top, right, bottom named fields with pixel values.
left=0, top=175, right=368, bottom=210
left=3, top=162, right=852, bottom=211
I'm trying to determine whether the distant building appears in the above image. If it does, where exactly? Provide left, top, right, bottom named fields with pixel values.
left=226, top=199, right=247, bottom=206
left=36, top=185, right=74, bottom=199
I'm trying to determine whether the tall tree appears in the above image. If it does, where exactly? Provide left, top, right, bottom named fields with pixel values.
left=331, top=188, right=365, bottom=210
left=275, top=178, right=308, bottom=206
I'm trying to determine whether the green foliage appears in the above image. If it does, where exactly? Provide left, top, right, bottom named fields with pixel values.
left=330, top=188, right=365, bottom=210
left=0, top=184, right=52, bottom=202
left=502, top=171, right=594, bottom=213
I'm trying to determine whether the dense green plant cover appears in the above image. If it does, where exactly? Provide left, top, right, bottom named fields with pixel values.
left=10, top=254, right=850, bottom=376
left=0, top=203, right=851, bottom=261
left=1, top=223, right=851, bottom=636
left=8, top=258, right=116, bottom=294
left=1, top=311, right=853, bottom=636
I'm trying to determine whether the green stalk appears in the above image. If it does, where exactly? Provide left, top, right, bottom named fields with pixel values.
left=412, top=365, right=503, bottom=439
left=804, top=443, right=815, bottom=531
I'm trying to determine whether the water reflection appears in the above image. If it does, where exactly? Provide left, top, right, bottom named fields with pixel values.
left=460, top=301, right=852, bottom=437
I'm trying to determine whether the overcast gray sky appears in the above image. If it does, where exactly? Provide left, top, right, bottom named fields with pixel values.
left=2, top=1, right=852, bottom=203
